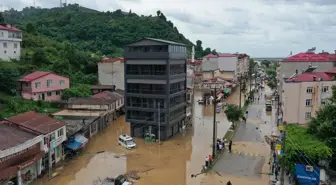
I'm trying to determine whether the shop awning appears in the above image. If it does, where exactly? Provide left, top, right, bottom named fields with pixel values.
left=216, top=93, right=224, bottom=98
left=0, top=151, right=45, bottom=180
left=223, top=89, right=231, bottom=94
left=75, top=134, right=89, bottom=146
left=65, top=140, right=82, bottom=151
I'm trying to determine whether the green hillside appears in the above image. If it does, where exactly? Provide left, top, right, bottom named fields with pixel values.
left=0, top=4, right=199, bottom=95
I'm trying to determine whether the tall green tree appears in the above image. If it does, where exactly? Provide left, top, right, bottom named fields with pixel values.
left=224, top=104, right=243, bottom=128
left=0, top=12, right=4, bottom=24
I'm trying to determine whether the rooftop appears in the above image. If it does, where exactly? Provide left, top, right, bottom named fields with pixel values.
left=218, top=53, right=237, bottom=57
left=127, top=38, right=185, bottom=46
left=100, top=57, right=124, bottom=63
left=18, top=71, right=67, bottom=82
left=0, top=24, right=21, bottom=32
left=0, top=121, right=38, bottom=151
left=68, top=97, right=116, bottom=105
left=283, top=52, right=335, bottom=62
left=57, top=116, right=99, bottom=137
left=286, top=72, right=333, bottom=82
left=115, top=89, right=124, bottom=96
left=53, top=109, right=105, bottom=117
left=7, top=111, right=65, bottom=134
left=203, top=54, right=218, bottom=58
left=92, top=91, right=123, bottom=100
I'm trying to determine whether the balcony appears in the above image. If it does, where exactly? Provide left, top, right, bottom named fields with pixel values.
left=124, top=51, right=169, bottom=59
left=127, top=88, right=165, bottom=95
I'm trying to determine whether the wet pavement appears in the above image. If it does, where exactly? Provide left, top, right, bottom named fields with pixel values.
left=204, top=85, right=275, bottom=185
left=33, top=88, right=242, bottom=185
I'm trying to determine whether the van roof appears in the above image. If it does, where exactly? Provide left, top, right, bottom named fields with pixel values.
left=119, top=134, right=133, bottom=140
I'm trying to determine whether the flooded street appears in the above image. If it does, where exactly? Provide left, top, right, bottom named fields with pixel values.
left=33, top=88, right=242, bottom=185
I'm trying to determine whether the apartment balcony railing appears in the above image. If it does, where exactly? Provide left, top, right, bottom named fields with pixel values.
left=8, top=35, right=22, bottom=39
left=127, top=89, right=166, bottom=94
left=127, top=70, right=166, bottom=76
left=170, top=88, right=185, bottom=94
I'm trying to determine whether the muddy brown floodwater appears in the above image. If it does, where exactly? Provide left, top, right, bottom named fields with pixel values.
left=33, top=89, right=242, bottom=185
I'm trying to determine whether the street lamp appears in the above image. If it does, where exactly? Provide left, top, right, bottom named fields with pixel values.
left=209, top=86, right=221, bottom=159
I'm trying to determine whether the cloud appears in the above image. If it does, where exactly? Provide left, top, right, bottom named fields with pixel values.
left=4, top=0, right=336, bottom=57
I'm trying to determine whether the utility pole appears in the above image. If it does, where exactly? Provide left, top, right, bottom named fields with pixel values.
left=239, top=74, right=242, bottom=109
left=158, top=102, right=161, bottom=144
left=212, top=86, right=217, bottom=158
left=280, top=122, right=287, bottom=185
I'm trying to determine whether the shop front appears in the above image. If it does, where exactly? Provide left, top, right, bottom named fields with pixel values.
left=0, top=144, right=44, bottom=185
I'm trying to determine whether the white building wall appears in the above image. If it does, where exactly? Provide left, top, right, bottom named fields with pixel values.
left=0, top=29, right=22, bottom=61
left=98, top=61, right=125, bottom=90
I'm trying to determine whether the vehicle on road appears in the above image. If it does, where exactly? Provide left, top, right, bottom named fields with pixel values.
left=118, top=135, right=136, bottom=149
left=198, top=98, right=204, bottom=104
left=100, top=175, right=133, bottom=185
left=266, top=100, right=272, bottom=111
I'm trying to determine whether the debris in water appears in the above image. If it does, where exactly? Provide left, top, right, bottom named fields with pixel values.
left=126, top=170, right=140, bottom=180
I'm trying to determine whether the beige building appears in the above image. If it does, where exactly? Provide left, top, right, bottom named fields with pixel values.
left=282, top=69, right=336, bottom=124
left=98, top=57, right=125, bottom=90
left=201, top=53, right=249, bottom=82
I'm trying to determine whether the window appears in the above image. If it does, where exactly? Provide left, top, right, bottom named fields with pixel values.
left=50, top=133, right=56, bottom=141
left=35, top=82, right=41, bottom=88
left=47, top=92, right=52, bottom=96
left=59, top=80, right=65, bottom=86
left=14, top=51, right=16, bottom=54
left=47, top=80, right=53, bottom=87
left=306, top=87, right=313, bottom=93
left=57, top=128, right=64, bottom=137
left=322, top=86, right=329, bottom=93
left=321, top=98, right=328, bottom=105
left=14, top=43, right=18, bottom=48
left=305, top=99, right=312, bottom=106
left=3, top=43, right=7, bottom=48
left=56, top=91, right=60, bottom=95
left=305, top=112, right=311, bottom=120
left=0, top=32, right=3, bottom=36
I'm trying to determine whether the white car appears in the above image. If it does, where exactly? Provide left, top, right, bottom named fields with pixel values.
left=118, top=135, right=136, bottom=149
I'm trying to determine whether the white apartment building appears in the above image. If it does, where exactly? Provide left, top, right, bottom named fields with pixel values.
left=0, top=24, right=22, bottom=61
left=98, top=57, right=125, bottom=90
left=282, top=69, right=336, bottom=124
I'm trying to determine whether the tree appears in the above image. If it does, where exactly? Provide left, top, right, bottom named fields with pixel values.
left=0, top=12, right=4, bottom=24
left=26, top=23, right=36, bottom=34
left=211, top=49, right=217, bottom=55
left=267, top=81, right=276, bottom=89
left=0, top=63, right=20, bottom=95
left=32, top=48, right=50, bottom=65
left=261, top=60, right=271, bottom=68
left=202, top=47, right=212, bottom=56
left=224, top=104, right=243, bottom=128
left=156, top=10, right=161, bottom=17
left=62, top=84, right=92, bottom=100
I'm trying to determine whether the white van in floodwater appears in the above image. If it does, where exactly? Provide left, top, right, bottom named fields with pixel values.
left=118, top=135, right=136, bottom=149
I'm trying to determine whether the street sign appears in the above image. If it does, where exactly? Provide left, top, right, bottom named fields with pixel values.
left=278, top=125, right=285, bottom=131
left=276, top=144, right=282, bottom=150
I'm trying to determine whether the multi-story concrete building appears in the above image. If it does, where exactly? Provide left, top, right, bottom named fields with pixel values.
left=277, top=50, right=336, bottom=104
left=0, top=24, right=22, bottom=61
left=98, top=57, right=125, bottom=90
left=201, top=53, right=249, bottom=82
left=282, top=69, right=336, bottom=124
left=124, top=38, right=187, bottom=140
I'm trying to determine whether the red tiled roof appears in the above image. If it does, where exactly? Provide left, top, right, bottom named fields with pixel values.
left=7, top=111, right=65, bottom=134
left=18, top=71, right=68, bottom=82
left=283, top=52, right=335, bottom=62
left=286, top=72, right=332, bottom=82
left=325, top=68, right=336, bottom=74
left=218, top=53, right=237, bottom=57
left=100, top=57, right=124, bottom=63
left=187, top=59, right=202, bottom=64
left=0, top=24, right=21, bottom=32
left=203, top=54, right=218, bottom=58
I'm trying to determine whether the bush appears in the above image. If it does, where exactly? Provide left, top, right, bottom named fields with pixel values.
left=62, top=84, right=92, bottom=100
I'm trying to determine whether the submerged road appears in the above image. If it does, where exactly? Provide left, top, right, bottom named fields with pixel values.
left=33, top=89, right=241, bottom=185
left=202, top=85, right=275, bottom=185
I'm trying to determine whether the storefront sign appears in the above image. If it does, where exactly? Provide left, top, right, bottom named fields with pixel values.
left=0, top=145, right=37, bottom=163
left=295, top=164, right=320, bottom=185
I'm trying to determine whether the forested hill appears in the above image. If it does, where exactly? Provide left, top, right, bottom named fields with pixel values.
left=4, top=4, right=194, bottom=57
left=0, top=4, right=198, bottom=95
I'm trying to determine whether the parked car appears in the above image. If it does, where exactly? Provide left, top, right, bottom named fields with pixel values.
left=198, top=99, right=204, bottom=104
left=118, top=135, right=136, bottom=149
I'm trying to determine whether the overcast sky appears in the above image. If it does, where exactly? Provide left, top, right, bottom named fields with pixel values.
left=3, top=0, right=336, bottom=57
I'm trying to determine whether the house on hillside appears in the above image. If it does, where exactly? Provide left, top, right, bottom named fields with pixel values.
left=282, top=68, right=336, bottom=125
left=18, top=71, right=70, bottom=101
left=0, top=24, right=22, bottom=61
left=7, top=111, right=67, bottom=171
left=98, top=57, right=125, bottom=90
